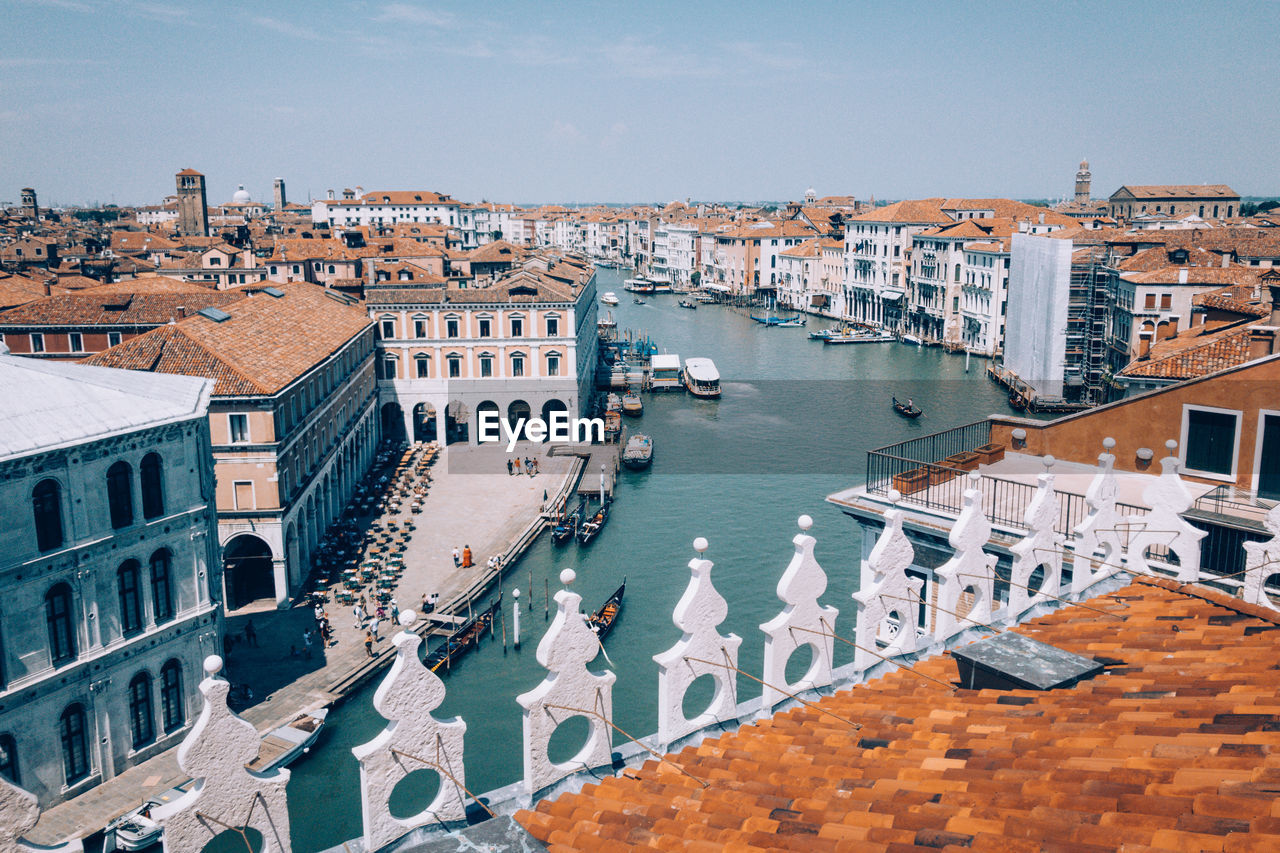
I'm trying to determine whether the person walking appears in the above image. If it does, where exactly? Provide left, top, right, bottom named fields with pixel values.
left=369, top=615, right=381, bottom=642
left=507, top=459, right=513, bottom=476
left=353, top=601, right=365, bottom=628
left=244, top=619, right=258, bottom=647
left=421, top=592, right=431, bottom=613
left=364, top=630, right=374, bottom=658
left=514, top=457, right=522, bottom=474
left=302, top=629, right=314, bottom=660
left=462, top=545, right=473, bottom=568
left=452, top=547, right=460, bottom=567
left=313, top=602, right=325, bottom=624
left=390, top=598, right=399, bottom=623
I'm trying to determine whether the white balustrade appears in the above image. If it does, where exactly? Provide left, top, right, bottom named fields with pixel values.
left=759, top=515, right=838, bottom=710
left=353, top=610, right=468, bottom=850
left=653, top=538, right=743, bottom=747
left=516, top=569, right=616, bottom=795
left=0, top=776, right=81, bottom=853
left=1243, top=502, right=1280, bottom=612
left=1126, top=440, right=1205, bottom=582
left=933, top=472, right=996, bottom=642
left=852, top=491, right=922, bottom=671
left=1008, top=456, right=1064, bottom=617
left=1071, top=437, right=1128, bottom=595
left=153, top=656, right=291, bottom=853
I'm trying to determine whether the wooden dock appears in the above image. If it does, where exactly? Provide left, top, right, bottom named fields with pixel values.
left=550, top=443, right=621, bottom=499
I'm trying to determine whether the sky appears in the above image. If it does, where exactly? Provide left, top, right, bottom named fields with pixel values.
left=3, top=0, right=1278, bottom=208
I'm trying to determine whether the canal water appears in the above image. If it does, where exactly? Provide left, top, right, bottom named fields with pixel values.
left=288, top=269, right=1013, bottom=850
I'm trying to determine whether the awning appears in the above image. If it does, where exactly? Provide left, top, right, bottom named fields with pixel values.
left=810, top=294, right=831, bottom=307
left=880, top=288, right=904, bottom=300
left=702, top=282, right=731, bottom=292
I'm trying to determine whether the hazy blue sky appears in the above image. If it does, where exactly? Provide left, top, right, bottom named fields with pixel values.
left=4, top=0, right=1277, bottom=207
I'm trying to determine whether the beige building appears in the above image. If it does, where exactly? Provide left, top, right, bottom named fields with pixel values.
left=0, top=351, right=220, bottom=807
left=371, top=254, right=597, bottom=445
left=1108, top=184, right=1240, bottom=223
left=87, top=284, right=378, bottom=608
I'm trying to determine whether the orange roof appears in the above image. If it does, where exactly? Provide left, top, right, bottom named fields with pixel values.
left=175, top=168, right=203, bottom=177
left=84, top=283, right=370, bottom=395
left=1119, top=324, right=1258, bottom=379
left=850, top=198, right=951, bottom=225
left=518, top=578, right=1280, bottom=851
left=1112, top=184, right=1239, bottom=199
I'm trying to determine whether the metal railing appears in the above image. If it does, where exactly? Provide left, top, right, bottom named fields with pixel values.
left=867, top=421, right=992, bottom=474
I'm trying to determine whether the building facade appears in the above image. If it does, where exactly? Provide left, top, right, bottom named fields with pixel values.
left=87, top=284, right=379, bottom=609
left=1108, top=185, right=1240, bottom=223
left=0, top=352, right=220, bottom=807
left=369, top=256, right=598, bottom=446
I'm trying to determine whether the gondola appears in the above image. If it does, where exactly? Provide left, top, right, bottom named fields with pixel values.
left=551, top=500, right=585, bottom=544
left=586, top=578, right=626, bottom=641
left=577, top=498, right=612, bottom=545
left=425, top=595, right=501, bottom=672
left=678, top=299, right=698, bottom=309
left=1008, top=392, right=1028, bottom=412
left=892, top=396, right=923, bottom=418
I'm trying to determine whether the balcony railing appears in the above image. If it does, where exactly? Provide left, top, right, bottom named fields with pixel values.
left=865, top=421, right=1148, bottom=536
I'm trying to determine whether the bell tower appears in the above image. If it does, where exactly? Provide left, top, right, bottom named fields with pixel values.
left=1074, top=159, right=1092, bottom=204
left=19, top=187, right=38, bottom=220
left=176, top=168, right=209, bottom=237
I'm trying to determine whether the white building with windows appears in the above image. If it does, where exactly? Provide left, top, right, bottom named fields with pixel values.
left=312, top=190, right=463, bottom=230
left=844, top=200, right=952, bottom=327
left=369, top=254, right=598, bottom=446
left=0, top=350, right=220, bottom=807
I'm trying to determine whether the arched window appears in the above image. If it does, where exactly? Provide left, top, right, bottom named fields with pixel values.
left=954, top=263, right=961, bottom=283
left=59, top=704, right=89, bottom=784
left=107, top=460, right=133, bottom=528
left=150, top=549, right=173, bottom=623
left=118, top=560, right=143, bottom=636
left=128, top=672, right=154, bottom=748
left=140, top=452, right=164, bottom=519
left=160, top=660, right=184, bottom=733
left=32, top=479, right=63, bottom=552
left=0, top=734, right=17, bottom=784
left=45, top=583, right=75, bottom=664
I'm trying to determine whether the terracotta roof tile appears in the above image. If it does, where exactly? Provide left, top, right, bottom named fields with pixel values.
left=84, top=282, right=369, bottom=395
left=516, top=579, right=1280, bottom=850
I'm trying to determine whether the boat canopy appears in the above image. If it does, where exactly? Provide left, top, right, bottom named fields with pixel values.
left=701, top=282, right=731, bottom=292
left=651, top=353, right=681, bottom=371
left=684, top=357, right=720, bottom=383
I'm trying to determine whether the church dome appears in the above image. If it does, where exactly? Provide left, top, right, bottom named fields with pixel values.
left=232, top=185, right=251, bottom=204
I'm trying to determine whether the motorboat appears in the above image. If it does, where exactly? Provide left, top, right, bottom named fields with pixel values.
left=678, top=299, right=698, bottom=310
left=108, top=786, right=188, bottom=851
left=246, top=708, right=329, bottom=773
left=621, top=392, right=643, bottom=417
left=693, top=292, right=717, bottom=303
left=649, top=353, right=682, bottom=390
left=751, top=315, right=805, bottom=327
left=623, top=277, right=655, bottom=293
left=774, top=316, right=806, bottom=327
left=604, top=392, right=622, bottom=413
left=892, top=396, right=923, bottom=418
left=901, top=333, right=923, bottom=345
left=597, top=311, right=617, bottom=331
left=601, top=292, right=619, bottom=306
left=683, top=357, right=721, bottom=398
left=826, top=329, right=895, bottom=345
left=622, top=434, right=653, bottom=469
left=633, top=297, right=646, bottom=305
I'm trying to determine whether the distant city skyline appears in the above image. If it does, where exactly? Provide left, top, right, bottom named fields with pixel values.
left=4, top=0, right=1278, bottom=207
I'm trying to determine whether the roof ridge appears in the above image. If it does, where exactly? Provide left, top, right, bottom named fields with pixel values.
left=1133, top=575, right=1280, bottom=625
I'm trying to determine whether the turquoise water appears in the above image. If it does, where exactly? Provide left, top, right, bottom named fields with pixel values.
left=287, top=269, right=1012, bottom=850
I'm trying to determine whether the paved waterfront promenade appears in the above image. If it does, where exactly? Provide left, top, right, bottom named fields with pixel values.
left=29, top=442, right=579, bottom=845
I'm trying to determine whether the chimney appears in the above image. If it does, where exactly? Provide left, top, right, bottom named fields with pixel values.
left=177, top=305, right=186, bottom=319
left=1038, top=212, right=1045, bottom=225
left=1249, top=326, right=1278, bottom=360
left=1178, top=268, right=1188, bottom=284
left=43, top=278, right=52, bottom=296
left=1137, top=330, right=1154, bottom=359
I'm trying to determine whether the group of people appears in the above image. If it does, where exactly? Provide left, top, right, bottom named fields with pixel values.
left=452, top=545, right=474, bottom=568
left=507, top=456, right=539, bottom=476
